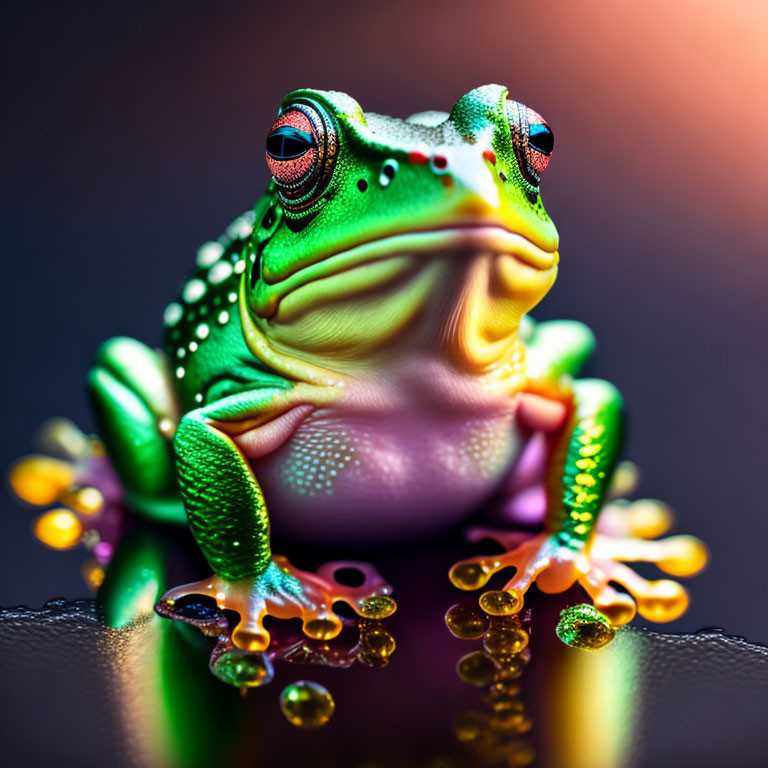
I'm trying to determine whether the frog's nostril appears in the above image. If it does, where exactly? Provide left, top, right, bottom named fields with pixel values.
left=378, top=160, right=398, bottom=187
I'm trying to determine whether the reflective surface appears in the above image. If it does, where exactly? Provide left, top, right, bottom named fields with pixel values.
left=2, top=540, right=767, bottom=768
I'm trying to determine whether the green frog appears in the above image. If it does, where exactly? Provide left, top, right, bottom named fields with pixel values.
left=15, top=85, right=708, bottom=649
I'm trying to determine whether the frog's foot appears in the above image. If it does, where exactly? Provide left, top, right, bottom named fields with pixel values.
left=155, top=557, right=396, bottom=652
left=450, top=524, right=707, bottom=626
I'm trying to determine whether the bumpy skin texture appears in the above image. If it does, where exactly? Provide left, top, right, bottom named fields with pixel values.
left=84, top=85, right=706, bottom=647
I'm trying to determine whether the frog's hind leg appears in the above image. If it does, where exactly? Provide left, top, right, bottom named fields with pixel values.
left=88, top=336, right=185, bottom=523
left=88, top=337, right=187, bottom=625
left=155, top=389, right=396, bottom=652
left=452, top=378, right=708, bottom=629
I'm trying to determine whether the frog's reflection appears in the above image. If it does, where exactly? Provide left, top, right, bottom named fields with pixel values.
left=447, top=600, right=535, bottom=766
left=445, top=594, right=640, bottom=768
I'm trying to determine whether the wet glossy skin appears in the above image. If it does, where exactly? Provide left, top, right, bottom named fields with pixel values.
left=54, top=85, right=706, bottom=649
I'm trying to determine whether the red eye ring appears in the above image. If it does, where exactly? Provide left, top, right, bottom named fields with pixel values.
left=265, top=101, right=338, bottom=213
left=507, top=101, right=554, bottom=189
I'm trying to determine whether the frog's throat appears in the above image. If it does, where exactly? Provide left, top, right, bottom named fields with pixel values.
left=239, top=277, right=347, bottom=388
left=239, top=229, right=556, bottom=388
left=252, top=226, right=558, bottom=320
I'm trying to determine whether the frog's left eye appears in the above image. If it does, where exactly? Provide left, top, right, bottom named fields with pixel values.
left=265, top=103, right=338, bottom=213
left=507, top=102, right=554, bottom=189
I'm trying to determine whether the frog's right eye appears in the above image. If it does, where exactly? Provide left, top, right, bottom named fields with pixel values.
left=506, top=101, right=554, bottom=191
left=265, top=103, right=338, bottom=213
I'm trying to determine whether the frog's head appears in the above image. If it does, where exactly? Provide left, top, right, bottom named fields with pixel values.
left=242, top=85, right=559, bottom=377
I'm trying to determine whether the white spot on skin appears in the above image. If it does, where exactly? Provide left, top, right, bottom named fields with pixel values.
left=177, top=348, right=186, bottom=358
left=228, top=292, right=238, bottom=304
left=226, top=216, right=253, bottom=239
left=208, top=260, right=233, bottom=285
left=195, top=393, right=203, bottom=403
left=234, top=260, right=246, bottom=274
left=218, top=310, right=229, bottom=325
left=175, top=367, right=185, bottom=379
left=196, top=241, right=224, bottom=268
left=189, top=341, right=199, bottom=352
left=163, top=302, right=183, bottom=327
left=195, top=323, right=210, bottom=340
left=183, top=279, right=207, bottom=304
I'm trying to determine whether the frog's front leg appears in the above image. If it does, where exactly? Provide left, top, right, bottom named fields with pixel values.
left=155, top=388, right=395, bottom=651
left=451, top=379, right=707, bottom=626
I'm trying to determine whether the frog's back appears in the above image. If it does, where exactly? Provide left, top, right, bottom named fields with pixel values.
left=161, top=210, right=290, bottom=414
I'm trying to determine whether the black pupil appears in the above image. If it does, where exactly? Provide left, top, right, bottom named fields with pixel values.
left=528, top=123, right=554, bottom=155
left=266, top=125, right=315, bottom=160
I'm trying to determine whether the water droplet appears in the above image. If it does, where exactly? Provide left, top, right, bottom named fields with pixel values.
left=280, top=681, right=335, bottom=728
left=445, top=603, right=490, bottom=639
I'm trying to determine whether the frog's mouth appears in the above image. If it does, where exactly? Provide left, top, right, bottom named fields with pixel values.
left=252, top=225, right=559, bottom=320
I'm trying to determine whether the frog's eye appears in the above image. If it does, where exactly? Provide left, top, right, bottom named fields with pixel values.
left=265, top=103, right=338, bottom=213
left=507, top=102, right=554, bottom=189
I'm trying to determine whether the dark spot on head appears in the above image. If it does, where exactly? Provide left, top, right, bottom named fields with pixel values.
left=357, top=178, right=368, bottom=192
left=383, top=162, right=397, bottom=180
left=499, top=172, right=507, bottom=182
left=432, top=155, right=448, bottom=169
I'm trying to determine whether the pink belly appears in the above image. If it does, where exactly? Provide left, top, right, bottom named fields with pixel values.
left=254, top=406, right=524, bottom=545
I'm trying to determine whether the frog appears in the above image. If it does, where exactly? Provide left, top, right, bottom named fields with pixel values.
left=64, top=85, right=707, bottom=648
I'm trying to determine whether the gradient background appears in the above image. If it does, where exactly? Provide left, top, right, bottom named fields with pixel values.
left=2, top=0, right=766, bottom=641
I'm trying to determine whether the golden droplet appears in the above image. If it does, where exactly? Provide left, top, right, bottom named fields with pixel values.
left=33, top=508, right=83, bottom=550
left=10, top=456, right=74, bottom=506
left=479, top=589, right=522, bottom=616
left=456, top=651, right=498, bottom=686
left=453, top=710, right=486, bottom=743
left=495, top=654, right=527, bottom=679
left=636, top=580, right=689, bottom=622
left=483, top=625, right=529, bottom=657
left=81, top=558, right=105, bottom=591
left=359, top=625, right=396, bottom=666
left=449, top=561, right=492, bottom=590
left=232, top=627, right=270, bottom=652
left=595, top=592, right=637, bottom=626
left=445, top=603, right=490, bottom=639
left=280, top=681, right=335, bottom=728
left=628, top=499, right=673, bottom=539
left=60, top=486, right=104, bottom=515
left=303, top=616, right=343, bottom=641
left=486, top=680, right=521, bottom=699
left=358, top=594, right=397, bottom=619
left=658, top=535, right=708, bottom=577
